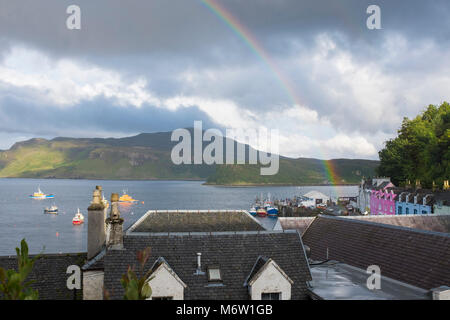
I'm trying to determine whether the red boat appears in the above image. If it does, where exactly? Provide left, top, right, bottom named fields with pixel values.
left=72, top=208, right=85, bottom=225
left=257, top=208, right=267, bottom=217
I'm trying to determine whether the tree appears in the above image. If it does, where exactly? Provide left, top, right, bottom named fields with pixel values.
left=120, top=247, right=154, bottom=300
left=0, top=239, right=41, bottom=300
left=377, top=102, right=450, bottom=187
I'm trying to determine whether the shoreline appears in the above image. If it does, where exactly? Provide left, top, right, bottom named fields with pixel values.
left=203, top=183, right=359, bottom=187
left=0, top=176, right=360, bottom=187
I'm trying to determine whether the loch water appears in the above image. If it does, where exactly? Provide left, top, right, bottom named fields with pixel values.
left=0, top=178, right=358, bottom=255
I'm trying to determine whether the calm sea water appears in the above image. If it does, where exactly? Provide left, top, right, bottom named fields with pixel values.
left=0, top=178, right=357, bottom=255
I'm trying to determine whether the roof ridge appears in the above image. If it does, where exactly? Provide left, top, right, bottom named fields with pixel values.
left=316, top=214, right=450, bottom=238
left=126, top=229, right=299, bottom=237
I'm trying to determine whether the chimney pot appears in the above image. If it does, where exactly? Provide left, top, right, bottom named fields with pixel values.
left=111, top=193, right=119, bottom=203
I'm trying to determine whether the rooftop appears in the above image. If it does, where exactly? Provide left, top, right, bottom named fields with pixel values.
left=128, top=210, right=265, bottom=233
left=308, top=261, right=430, bottom=300
left=104, top=231, right=312, bottom=300
left=302, top=215, right=450, bottom=290
left=0, top=252, right=86, bottom=300
left=342, top=214, right=450, bottom=233
left=275, top=217, right=315, bottom=235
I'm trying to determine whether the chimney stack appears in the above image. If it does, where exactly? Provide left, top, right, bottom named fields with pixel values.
left=194, top=252, right=205, bottom=275
left=415, top=180, right=421, bottom=190
left=444, top=180, right=449, bottom=191
left=105, top=193, right=124, bottom=249
left=87, top=186, right=106, bottom=259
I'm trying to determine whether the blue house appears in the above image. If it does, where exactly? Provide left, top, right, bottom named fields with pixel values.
left=396, top=191, right=434, bottom=215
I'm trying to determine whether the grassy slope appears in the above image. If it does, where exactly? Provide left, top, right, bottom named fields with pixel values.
left=0, top=134, right=379, bottom=184
left=206, top=158, right=379, bottom=185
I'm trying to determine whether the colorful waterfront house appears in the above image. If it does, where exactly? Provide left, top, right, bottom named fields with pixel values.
left=357, top=177, right=392, bottom=214
left=370, top=184, right=397, bottom=215
left=396, top=191, right=434, bottom=215
left=433, top=191, right=450, bottom=215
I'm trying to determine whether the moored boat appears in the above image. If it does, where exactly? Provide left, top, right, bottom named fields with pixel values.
left=44, top=205, right=58, bottom=214
left=119, top=190, right=138, bottom=202
left=249, top=207, right=257, bottom=216
left=30, top=186, right=54, bottom=199
left=256, top=208, right=267, bottom=217
left=72, top=208, right=85, bottom=225
left=266, top=206, right=278, bottom=218
left=263, top=193, right=278, bottom=218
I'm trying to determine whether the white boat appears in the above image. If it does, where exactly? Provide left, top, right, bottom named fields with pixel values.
left=30, top=186, right=55, bottom=199
left=72, top=208, right=85, bottom=225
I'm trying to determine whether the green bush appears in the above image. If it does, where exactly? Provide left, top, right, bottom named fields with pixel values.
left=0, top=239, right=41, bottom=300
left=120, top=247, right=154, bottom=300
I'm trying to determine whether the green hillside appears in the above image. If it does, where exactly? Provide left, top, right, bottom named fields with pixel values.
left=0, top=132, right=378, bottom=185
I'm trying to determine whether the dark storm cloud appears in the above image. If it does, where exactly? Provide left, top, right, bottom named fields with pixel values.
left=0, top=95, right=219, bottom=138
left=0, top=0, right=449, bottom=156
left=0, top=0, right=448, bottom=57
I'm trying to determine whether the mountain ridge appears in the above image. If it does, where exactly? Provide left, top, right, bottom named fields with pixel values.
left=0, top=132, right=379, bottom=185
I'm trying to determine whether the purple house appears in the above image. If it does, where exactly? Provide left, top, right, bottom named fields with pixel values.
left=370, top=182, right=396, bottom=215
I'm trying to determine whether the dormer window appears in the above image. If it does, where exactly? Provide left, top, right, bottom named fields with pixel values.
left=207, top=266, right=222, bottom=282
left=245, top=256, right=293, bottom=300
left=146, top=257, right=187, bottom=300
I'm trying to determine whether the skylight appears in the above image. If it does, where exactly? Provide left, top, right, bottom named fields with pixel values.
left=207, top=266, right=222, bottom=282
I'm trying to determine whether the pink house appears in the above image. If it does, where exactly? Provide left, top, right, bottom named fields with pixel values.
left=370, top=182, right=396, bottom=215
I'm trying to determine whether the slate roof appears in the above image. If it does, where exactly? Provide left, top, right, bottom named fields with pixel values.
left=302, top=215, right=450, bottom=290
left=131, top=210, right=265, bottom=233
left=244, top=256, right=269, bottom=286
left=434, top=191, right=450, bottom=204
left=0, top=252, right=86, bottom=300
left=277, top=217, right=315, bottom=235
left=341, top=214, right=450, bottom=233
left=376, top=181, right=390, bottom=190
left=103, top=231, right=312, bottom=300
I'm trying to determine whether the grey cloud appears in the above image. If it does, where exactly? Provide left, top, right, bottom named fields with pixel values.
left=0, top=94, right=219, bottom=139
left=0, top=0, right=449, bottom=157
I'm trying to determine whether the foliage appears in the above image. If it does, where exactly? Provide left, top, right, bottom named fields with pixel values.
left=120, top=247, right=154, bottom=300
left=0, top=239, right=41, bottom=300
left=377, top=102, right=450, bottom=188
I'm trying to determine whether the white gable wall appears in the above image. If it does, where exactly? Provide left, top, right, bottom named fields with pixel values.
left=83, top=270, right=104, bottom=300
left=249, top=262, right=292, bottom=300
left=147, top=265, right=185, bottom=300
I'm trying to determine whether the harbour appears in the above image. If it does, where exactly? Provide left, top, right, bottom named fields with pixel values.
left=0, top=178, right=357, bottom=255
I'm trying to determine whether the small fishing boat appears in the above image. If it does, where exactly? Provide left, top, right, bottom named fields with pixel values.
left=266, top=206, right=278, bottom=218
left=257, top=208, right=267, bottom=217
left=249, top=207, right=257, bottom=216
left=30, top=186, right=54, bottom=199
left=263, top=193, right=278, bottom=218
left=119, top=190, right=138, bottom=203
left=72, top=208, right=84, bottom=225
left=44, top=205, right=58, bottom=214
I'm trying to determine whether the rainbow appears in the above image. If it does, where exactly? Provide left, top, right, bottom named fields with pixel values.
left=200, top=0, right=342, bottom=192
left=200, top=0, right=302, bottom=107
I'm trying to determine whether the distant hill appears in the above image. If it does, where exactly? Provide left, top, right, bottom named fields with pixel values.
left=0, top=131, right=378, bottom=185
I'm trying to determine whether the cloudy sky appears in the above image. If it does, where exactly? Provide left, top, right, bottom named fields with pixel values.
left=0, top=0, right=449, bottom=159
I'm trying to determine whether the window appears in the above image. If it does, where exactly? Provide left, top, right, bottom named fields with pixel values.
left=406, top=208, right=409, bottom=214
left=207, top=266, right=222, bottom=282
left=398, top=207, right=402, bottom=214
left=414, top=209, right=418, bottom=214
left=422, top=210, right=427, bottom=214
left=152, top=296, right=173, bottom=300
left=261, top=292, right=281, bottom=300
